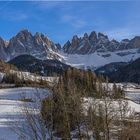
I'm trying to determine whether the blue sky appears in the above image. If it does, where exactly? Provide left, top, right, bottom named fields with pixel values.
left=0, top=1, right=140, bottom=45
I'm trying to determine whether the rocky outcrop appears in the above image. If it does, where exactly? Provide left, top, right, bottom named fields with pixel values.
left=63, top=32, right=109, bottom=54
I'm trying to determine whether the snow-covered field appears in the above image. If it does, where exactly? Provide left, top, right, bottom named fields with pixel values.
left=0, top=87, right=50, bottom=140
left=0, top=87, right=50, bottom=101
left=125, top=87, right=140, bottom=103
left=104, top=83, right=140, bottom=103
left=0, top=83, right=140, bottom=139
left=83, top=97, right=140, bottom=115
left=0, top=99, right=24, bottom=139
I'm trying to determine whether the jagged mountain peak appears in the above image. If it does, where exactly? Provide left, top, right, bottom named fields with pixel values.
left=14, top=30, right=33, bottom=44
left=66, top=40, right=71, bottom=44
left=89, top=31, right=97, bottom=41
left=63, top=30, right=140, bottom=54
left=83, top=33, right=88, bottom=40
left=14, top=29, right=51, bottom=43
left=0, top=29, right=63, bottom=61
left=15, top=29, right=32, bottom=38
left=19, top=29, right=30, bottom=33
left=34, top=32, right=50, bottom=41
left=63, top=31, right=111, bottom=54
left=72, top=35, right=79, bottom=41
left=63, top=40, right=71, bottom=52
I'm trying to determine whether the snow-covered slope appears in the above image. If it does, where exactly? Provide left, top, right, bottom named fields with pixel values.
left=0, top=87, right=50, bottom=101
left=0, top=99, right=24, bottom=140
left=61, top=48, right=140, bottom=69
left=0, top=87, right=50, bottom=140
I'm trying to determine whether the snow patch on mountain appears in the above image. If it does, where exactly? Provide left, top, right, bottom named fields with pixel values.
left=60, top=48, right=140, bottom=69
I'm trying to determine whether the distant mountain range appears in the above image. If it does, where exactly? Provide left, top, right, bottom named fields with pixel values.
left=0, top=29, right=140, bottom=83
left=0, top=29, right=140, bottom=63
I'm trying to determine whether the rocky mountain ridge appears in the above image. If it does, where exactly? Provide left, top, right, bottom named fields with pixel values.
left=0, top=29, right=62, bottom=61
left=63, top=31, right=140, bottom=54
